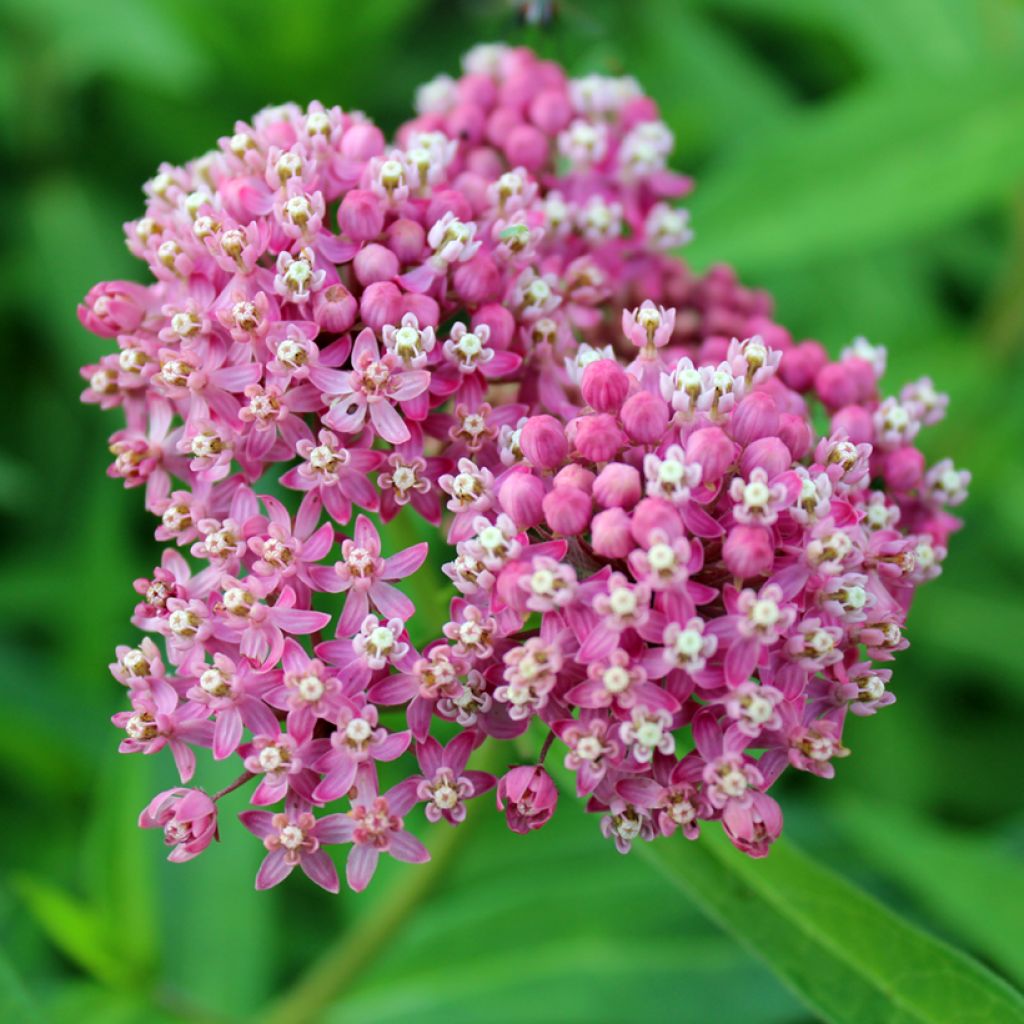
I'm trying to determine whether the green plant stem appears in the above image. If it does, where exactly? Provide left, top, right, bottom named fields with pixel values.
left=257, top=741, right=501, bottom=1024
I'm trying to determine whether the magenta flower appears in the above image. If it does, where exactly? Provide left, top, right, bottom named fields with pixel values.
left=497, top=765, right=558, bottom=834
left=320, top=327, right=430, bottom=444
left=308, top=514, right=427, bottom=636
left=240, top=799, right=350, bottom=893
left=139, top=788, right=218, bottom=862
left=326, top=767, right=430, bottom=892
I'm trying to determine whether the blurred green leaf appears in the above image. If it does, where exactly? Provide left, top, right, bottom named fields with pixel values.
left=327, top=804, right=801, bottom=1024
left=3, top=0, right=210, bottom=94
left=0, top=944, right=43, bottom=1024
left=644, top=831, right=1024, bottom=1024
left=831, top=797, right=1024, bottom=984
left=12, top=876, right=139, bottom=989
left=688, top=63, right=1024, bottom=271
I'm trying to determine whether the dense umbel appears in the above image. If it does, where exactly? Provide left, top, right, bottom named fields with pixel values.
left=79, top=44, right=967, bottom=893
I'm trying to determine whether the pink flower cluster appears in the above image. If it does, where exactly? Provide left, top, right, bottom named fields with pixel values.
left=80, top=44, right=967, bottom=892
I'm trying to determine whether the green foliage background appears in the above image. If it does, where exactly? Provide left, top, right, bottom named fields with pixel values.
left=1, top=1, right=1022, bottom=1021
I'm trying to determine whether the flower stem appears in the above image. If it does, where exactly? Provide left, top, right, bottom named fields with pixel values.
left=257, top=741, right=501, bottom=1024
left=211, top=771, right=254, bottom=802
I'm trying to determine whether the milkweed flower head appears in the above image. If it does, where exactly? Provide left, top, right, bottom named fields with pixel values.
left=80, top=43, right=966, bottom=892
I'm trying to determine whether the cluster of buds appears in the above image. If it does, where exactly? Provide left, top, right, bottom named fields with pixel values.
left=81, top=44, right=966, bottom=893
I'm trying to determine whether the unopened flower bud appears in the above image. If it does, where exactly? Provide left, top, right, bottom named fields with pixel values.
left=574, top=414, right=626, bottom=463
left=686, top=426, right=734, bottom=481
left=740, top=437, right=791, bottom=479
left=553, top=464, right=595, bottom=492
left=385, top=218, right=426, bottom=264
left=307, top=285, right=354, bottom=335
left=542, top=486, right=592, bottom=535
left=730, top=392, right=779, bottom=445
left=631, top=497, right=682, bottom=546
left=591, top=507, right=633, bottom=558
left=779, top=340, right=828, bottom=392
left=581, top=359, right=630, bottom=414
left=499, top=469, right=545, bottom=528
left=354, top=243, right=400, bottom=286
left=831, top=405, right=874, bottom=445
left=621, top=391, right=669, bottom=444
left=593, top=463, right=641, bottom=509
left=778, top=413, right=812, bottom=460
left=339, top=189, right=384, bottom=242
left=521, top=415, right=569, bottom=470
left=883, top=446, right=925, bottom=491
left=723, top=524, right=774, bottom=579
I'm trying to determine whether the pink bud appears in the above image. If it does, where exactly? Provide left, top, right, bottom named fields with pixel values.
left=730, top=392, right=779, bottom=445
left=816, top=357, right=876, bottom=410
left=472, top=304, right=516, bottom=349
left=486, top=107, right=522, bottom=147
left=553, top=464, right=595, bottom=492
left=592, top=462, right=641, bottom=509
left=78, top=281, right=147, bottom=336
left=353, top=243, right=399, bottom=286
left=621, top=391, right=669, bottom=444
left=778, top=413, right=812, bottom=460
left=831, top=405, right=874, bottom=445
left=340, top=123, right=385, bottom=160
left=574, top=414, right=627, bottom=463
left=339, top=189, right=384, bottom=242
left=883, top=446, right=925, bottom=491
left=521, top=415, right=568, bottom=470
left=779, top=340, right=828, bottom=392
left=698, top=335, right=730, bottom=364
left=457, top=72, right=498, bottom=109
left=445, top=103, right=486, bottom=144
left=498, top=470, right=545, bottom=528
left=360, top=282, right=403, bottom=332
left=453, top=254, right=501, bottom=305
left=529, top=88, right=573, bottom=134
left=426, top=189, right=473, bottom=227
left=581, top=359, right=630, bottom=414
left=591, top=507, right=634, bottom=558
left=497, top=766, right=557, bottom=834
left=312, top=283, right=357, bottom=333
left=503, top=124, right=549, bottom=172
left=385, top=218, right=425, bottom=265
left=685, top=426, right=734, bottom=481
left=631, top=497, right=683, bottom=546
left=739, top=437, right=791, bottom=480
left=542, top=486, right=592, bottom=535
left=465, top=147, right=505, bottom=181
left=397, top=292, right=440, bottom=328
left=723, top=525, right=774, bottom=579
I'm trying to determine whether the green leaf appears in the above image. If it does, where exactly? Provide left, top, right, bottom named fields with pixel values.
left=12, top=876, right=139, bottom=989
left=326, top=802, right=801, bottom=1024
left=830, top=797, right=1024, bottom=985
left=687, top=63, right=1024, bottom=272
left=642, top=830, right=1024, bottom=1024
left=0, top=944, right=43, bottom=1024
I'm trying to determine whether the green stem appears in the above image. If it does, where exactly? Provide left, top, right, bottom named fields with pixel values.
left=257, top=741, right=501, bottom=1024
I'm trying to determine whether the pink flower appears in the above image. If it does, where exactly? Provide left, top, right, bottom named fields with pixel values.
left=139, top=788, right=218, bottom=862
left=240, top=798, right=350, bottom=893
left=308, top=514, right=427, bottom=635
left=326, top=767, right=430, bottom=892
left=497, top=765, right=558, bottom=834
left=320, top=327, right=430, bottom=443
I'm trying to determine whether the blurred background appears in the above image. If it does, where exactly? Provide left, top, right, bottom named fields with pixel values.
left=1, top=1, right=1023, bottom=1021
